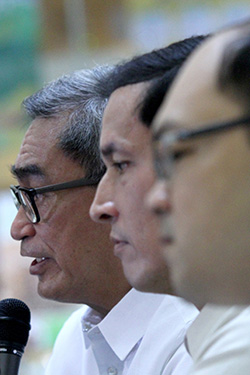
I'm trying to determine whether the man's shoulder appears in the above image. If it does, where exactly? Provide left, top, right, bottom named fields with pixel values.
left=187, top=305, right=250, bottom=361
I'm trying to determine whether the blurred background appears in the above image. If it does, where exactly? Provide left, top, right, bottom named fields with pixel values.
left=0, top=0, right=249, bottom=373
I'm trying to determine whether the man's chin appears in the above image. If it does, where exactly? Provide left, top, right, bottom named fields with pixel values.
left=123, top=267, right=149, bottom=292
left=124, top=266, right=171, bottom=294
left=37, top=282, right=59, bottom=301
left=37, top=284, right=77, bottom=304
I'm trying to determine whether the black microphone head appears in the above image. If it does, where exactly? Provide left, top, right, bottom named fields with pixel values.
left=0, top=299, right=31, bottom=350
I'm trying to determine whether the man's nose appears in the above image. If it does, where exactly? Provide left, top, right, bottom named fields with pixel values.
left=146, top=180, right=172, bottom=216
left=90, top=176, right=118, bottom=224
left=10, top=207, right=36, bottom=241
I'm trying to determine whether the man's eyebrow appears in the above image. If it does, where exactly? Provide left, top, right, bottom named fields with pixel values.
left=153, top=121, right=180, bottom=141
left=11, top=164, right=45, bottom=180
left=101, top=142, right=132, bottom=158
left=101, top=143, right=116, bottom=158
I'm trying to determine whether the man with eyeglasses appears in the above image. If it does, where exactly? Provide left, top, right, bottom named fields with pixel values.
left=144, top=20, right=250, bottom=374
left=10, top=67, right=133, bottom=374
left=9, top=61, right=196, bottom=374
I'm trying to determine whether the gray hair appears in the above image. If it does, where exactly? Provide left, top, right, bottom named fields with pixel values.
left=22, top=65, right=113, bottom=180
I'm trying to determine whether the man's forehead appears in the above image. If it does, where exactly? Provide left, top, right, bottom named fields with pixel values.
left=13, top=117, right=66, bottom=179
left=20, top=117, right=62, bottom=150
left=153, top=25, right=245, bottom=136
left=103, top=82, right=148, bottom=123
left=17, top=120, right=58, bottom=158
left=101, top=82, right=150, bottom=150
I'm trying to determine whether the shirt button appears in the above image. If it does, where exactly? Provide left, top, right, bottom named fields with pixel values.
left=82, top=322, right=92, bottom=332
left=107, top=367, right=118, bottom=375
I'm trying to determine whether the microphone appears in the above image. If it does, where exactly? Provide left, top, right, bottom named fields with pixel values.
left=0, top=298, right=31, bottom=375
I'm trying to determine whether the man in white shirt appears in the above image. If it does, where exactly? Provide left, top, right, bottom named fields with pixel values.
left=11, top=62, right=198, bottom=374
left=146, top=19, right=250, bottom=374
left=89, top=37, right=211, bottom=374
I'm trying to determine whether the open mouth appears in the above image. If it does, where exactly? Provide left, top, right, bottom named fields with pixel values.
left=31, top=257, right=46, bottom=266
left=29, top=257, right=51, bottom=276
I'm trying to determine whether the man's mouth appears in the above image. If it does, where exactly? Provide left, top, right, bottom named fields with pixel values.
left=110, top=234, right=129, bottom=258
left=30, top=257, right=52, bottom=276
left=31, top=257, right=46, bottom=266
left=160, top=222, right=174, bottom=246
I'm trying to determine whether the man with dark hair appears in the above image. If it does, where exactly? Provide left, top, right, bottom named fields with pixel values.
left=10, top=64, right=194, bottom=375
left=90, top=38, right=214, bottom=375
left=146, top=19, right=250, bottom=374
left=90, top=35, right=205, bottom=294
left=89, top=36, right=209, bottom=373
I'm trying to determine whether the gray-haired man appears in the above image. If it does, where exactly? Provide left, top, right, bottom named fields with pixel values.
left=10, top=64, right=196, bottom=374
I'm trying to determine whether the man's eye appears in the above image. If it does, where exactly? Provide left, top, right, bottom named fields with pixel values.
left=169, top=146, right=193, bottom=162
left=113, top=161, right=129, bottom=172
left=171, top=149, right=187, bottom=161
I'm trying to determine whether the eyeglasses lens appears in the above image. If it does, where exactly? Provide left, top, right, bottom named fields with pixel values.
left=19, top=191, right=36, bottom=223
left=10, top=188, right=21, bottom=210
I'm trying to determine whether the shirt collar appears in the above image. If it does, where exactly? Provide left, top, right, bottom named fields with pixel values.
left=96, top=288, right=165, bottom=360
left=186, top=304, right=248, bottom=360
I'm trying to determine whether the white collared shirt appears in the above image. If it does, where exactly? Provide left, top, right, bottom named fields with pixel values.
left=186, top=304, right=250, bottom=375
left=45, top=289, right=198, bottom=375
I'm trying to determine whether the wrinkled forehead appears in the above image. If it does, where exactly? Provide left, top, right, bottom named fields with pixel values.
left=153, top=24, right=248, bottom=134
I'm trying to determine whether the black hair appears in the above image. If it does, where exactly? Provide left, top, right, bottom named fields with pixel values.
left=218, top=33, right=250, bottom=106
left=103, top=35, right=208, bottom=100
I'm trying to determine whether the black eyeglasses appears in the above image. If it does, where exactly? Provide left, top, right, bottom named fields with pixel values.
left=153, top=115, right=250, bottom=180
left=10, top=177, right=99, bottom=223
